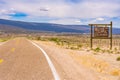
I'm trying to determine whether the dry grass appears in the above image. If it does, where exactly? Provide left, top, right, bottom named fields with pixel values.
left=31, top=35, right=120, bottom=52
left=110, top=68, right=120, bottom=76
left=69, top=52, right=120, bottom=76
left=69, top=52, right=109, bottom=73
left=33, top=37, right=120, bottom=80
left=116, top=56, right=120, bottom=61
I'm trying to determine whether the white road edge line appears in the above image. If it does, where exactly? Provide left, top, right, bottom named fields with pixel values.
left=29, top=40, right=60, bottom=80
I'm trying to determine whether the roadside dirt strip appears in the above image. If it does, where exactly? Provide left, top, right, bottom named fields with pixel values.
left=34, top=41, right=99, bottom=80
left=0, top=38, right=55, bottom=80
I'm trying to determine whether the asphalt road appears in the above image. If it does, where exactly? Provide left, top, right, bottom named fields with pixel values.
left=0, top=38, right=55, bottom=80
left=0, top=38, right=100, bottom=80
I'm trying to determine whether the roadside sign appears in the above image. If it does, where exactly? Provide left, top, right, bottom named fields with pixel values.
left=89, top=22, right=112, bottom=49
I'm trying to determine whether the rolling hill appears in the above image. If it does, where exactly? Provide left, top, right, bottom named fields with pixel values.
left=0, top=19, right=120, bottom=34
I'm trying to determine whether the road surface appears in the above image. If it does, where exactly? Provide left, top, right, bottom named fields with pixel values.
left=0, top=38, right=55, bottom=80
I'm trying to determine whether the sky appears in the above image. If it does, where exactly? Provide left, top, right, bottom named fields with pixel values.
left=0, top=0, right=120, bottom=27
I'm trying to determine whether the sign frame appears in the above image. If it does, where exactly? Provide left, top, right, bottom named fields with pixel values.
left=89, top=21, right=112, bottom=49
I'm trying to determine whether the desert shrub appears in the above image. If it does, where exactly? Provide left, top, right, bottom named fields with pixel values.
left=110, top=69, right=120, bottom=76
left=93, top=52, right=98, bottom=55
left=49, top=38, right=60, bottom=42
left=0, top=39, right=8, bottom=42
left=109, top=50, right=113, bottom=54
left=116, top=56, right=120, bottom=61
left=116, top=52, right=120, bottom=54
left=77, top=44, right=83, bottom=49
left=49, top=38, right=61, bottom=45
left=101, top=49, right=106, bottom=53
left=114, top=47, right=117, bottom=51
left=94, top=47, right=101, bottom=52
left=106, top=50, right=113, bottom=54
left=70, top=46, right=79, bottom=50
left=27, top=36, right=33, bottom=40
left=36, top=37, right=41, bottom=40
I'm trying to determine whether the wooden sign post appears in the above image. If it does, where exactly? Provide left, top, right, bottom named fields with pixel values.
left=89, top=21, right=112, bottom=49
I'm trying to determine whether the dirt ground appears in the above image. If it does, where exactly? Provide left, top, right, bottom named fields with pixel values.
left=34, top=40, right=120, bottom=80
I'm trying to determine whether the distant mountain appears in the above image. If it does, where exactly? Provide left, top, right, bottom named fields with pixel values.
left=0, top=19, right=120, bottom=34
left=0, top=24, right=25, bottom=32
left=0, top=19, right=87, bottom=33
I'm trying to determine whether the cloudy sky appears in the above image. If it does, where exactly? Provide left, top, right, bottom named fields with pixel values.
left=0, top=0, right=120, bottom=27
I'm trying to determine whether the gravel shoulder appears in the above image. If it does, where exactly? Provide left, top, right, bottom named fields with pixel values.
left=34, top=40, right=120, bottom=80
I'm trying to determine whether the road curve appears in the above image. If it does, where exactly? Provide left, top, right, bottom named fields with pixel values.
left=29, top=40, right=60, bottom=80
left=0, top=38, right=55, bottom=80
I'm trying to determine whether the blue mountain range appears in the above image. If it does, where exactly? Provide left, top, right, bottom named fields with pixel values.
left=0, top=19, right=120, bottom=34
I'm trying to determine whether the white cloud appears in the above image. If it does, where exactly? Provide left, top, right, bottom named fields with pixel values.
left=50, top=18, right=82, bottom=25
left=0, top=8, right=16, bottom=19
left=1, top=0, right=120, bottom=18
left=75, top=20, right=81, bottom=23
left=0, top=0, right=120, bottom=26
left=96, top=18, right=105, bottom=21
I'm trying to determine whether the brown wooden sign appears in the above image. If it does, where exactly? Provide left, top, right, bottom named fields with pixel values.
left=89, top=22, right=112, bottom=49
left=94, top=27, right=109, bottom=38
